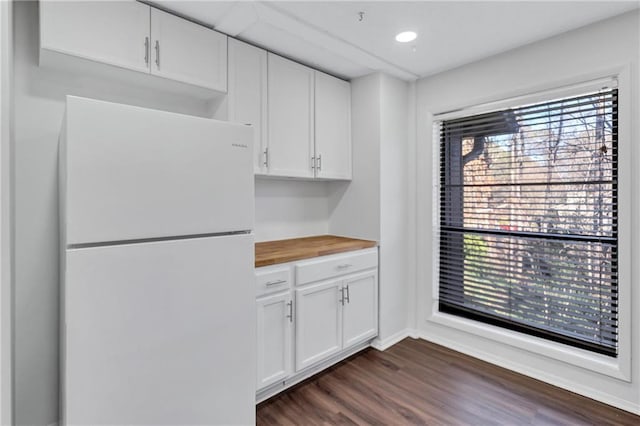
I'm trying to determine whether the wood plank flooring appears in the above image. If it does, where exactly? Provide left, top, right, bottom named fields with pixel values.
left=256, top=338, right=639, bottom=425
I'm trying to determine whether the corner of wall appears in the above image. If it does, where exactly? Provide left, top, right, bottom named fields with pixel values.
left=406, top=80, right=418, bottom=331
left=327, top=72, right=381, bottom=241
left=370, top=328, right=415, bottom=351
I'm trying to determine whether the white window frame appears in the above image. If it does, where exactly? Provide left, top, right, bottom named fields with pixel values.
left=428, top=68, right=632, bottom=381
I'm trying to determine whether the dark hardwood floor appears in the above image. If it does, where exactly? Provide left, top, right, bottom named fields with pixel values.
left=257, top=338, right=639, bottom=425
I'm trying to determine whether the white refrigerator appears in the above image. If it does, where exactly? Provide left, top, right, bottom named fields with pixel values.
left=59, top=96, right=256, bottom=425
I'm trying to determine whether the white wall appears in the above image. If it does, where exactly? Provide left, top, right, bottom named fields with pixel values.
left=415, top=10, right=640, bottom=413
left=255, top=179, right=330, bottom=242
left=406, top=80, right=418, bottom=331
left=378, top=74, right=409, bottom=341
left=12, top=3, right=213, bottom=425
left=329, top=73, right=381, bottom=241
left=329, top=72, right=411, bottom=346
left=0, top=1, right=13, bottom=424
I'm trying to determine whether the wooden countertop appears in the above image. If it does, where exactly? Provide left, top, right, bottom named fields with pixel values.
left=255, top=235, right=378, bottom=268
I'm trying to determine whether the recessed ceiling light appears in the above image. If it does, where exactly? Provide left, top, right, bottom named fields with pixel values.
left=395, top=31, right=417, bottom=43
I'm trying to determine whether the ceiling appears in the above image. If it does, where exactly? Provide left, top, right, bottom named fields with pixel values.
left=152, top=1, right=639, bottom=81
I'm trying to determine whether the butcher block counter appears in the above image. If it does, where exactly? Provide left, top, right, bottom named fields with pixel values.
left=255, top=235, right=378, bottom=268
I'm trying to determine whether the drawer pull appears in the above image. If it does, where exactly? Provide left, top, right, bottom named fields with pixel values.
left=144, top=37, right=149, bottom=65
left=286, top=300, right=293, bottom=322
left=154, top=40, right=160, bottom=68
left=336, top=263, right=353, bottom=270
left=265, top=279, right=287, bottom=286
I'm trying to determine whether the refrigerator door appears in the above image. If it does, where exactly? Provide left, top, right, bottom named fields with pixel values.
left=60, top=96, right=254, bottom=245
left=62, top=234, right=255, bottom=425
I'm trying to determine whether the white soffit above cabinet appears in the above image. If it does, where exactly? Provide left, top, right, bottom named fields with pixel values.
left=151, top=1, right=639, bottom=81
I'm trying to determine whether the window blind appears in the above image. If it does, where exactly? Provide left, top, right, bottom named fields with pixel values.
left=438, top=88, right=618, bottom=356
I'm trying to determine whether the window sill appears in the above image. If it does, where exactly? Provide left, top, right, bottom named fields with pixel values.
left=428, top=308, right=630, bottom=382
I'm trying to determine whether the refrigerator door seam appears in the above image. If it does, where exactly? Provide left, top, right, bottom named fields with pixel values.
left=67, top=230, right=252, bottom=250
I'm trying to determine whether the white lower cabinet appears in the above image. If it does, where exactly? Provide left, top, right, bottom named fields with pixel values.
left=342, top=270, right=379, bottom=348
left=256, top=291, right=293, bottom=390
left=256, top=248, right=378, bottom=396
left=295, top=268, right=378, bottom=372
left=295, top=279, right=343, bottom=371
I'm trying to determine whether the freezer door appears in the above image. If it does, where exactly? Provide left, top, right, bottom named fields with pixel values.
left=61, top=96, right=254, bottom=245
left=62, top=234, right=255, bottom=425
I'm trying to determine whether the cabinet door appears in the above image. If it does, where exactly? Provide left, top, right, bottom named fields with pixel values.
left=315, top=72, right=352, bottom=180
left=228, top=39, right=268, bottom=174
left=295, top=280, right=342, bottom=371
left=40, top=0, right=151, bottom=73
left=256, top=292, right=293, bottom=390
left=267, top=54, right=315, bottom=178
left=342, top=270, right=378, bottom=349
left=150, top=8, right=227, bottom=91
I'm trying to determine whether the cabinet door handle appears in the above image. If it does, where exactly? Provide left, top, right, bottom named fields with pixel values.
left=263, top=147, right=269, bottom=168
left=317, top=154, right=322, bottom=172
left=265, top=279, right=286, bottom=286
left=286, top=300, right=293, bottom=322
left=311, top=156, right=316, bottom=170
left=345, top=285, right=350, bottom=304
left=155, top=40, right=160, bottom=68
left=336, top=263, right=352, bottom=270
left=144, top=37, right=149, bottom=65
left=339, top=287, right=345, bottom=306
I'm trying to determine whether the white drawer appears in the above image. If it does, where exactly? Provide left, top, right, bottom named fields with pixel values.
left=255, top=266, right=291, bottom=297
left=295, top=248, right=378, bottom=286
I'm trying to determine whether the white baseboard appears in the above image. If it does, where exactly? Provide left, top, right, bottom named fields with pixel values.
left=256, top=341, right=371, bottom=404
left=415, top=330, right=640, bottom=416
left=370, top=328, right=418, bottom=351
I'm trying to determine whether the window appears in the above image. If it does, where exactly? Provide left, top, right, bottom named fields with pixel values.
left=438, top=88, right=618, bottom=356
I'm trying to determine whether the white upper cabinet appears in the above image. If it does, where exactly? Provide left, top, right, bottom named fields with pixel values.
left=314, top=72, right=352, bottom=180
left=261, top=54, right=352, bottom=180
left=40, top=0, right=227, bottom=93
left=228, top=39, right=268, bottom=173
left=40, top=0, right=151, bottom=73
left=150, top=8, right=227, bottom=92
left=267, top=54, right=315, bottom=179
